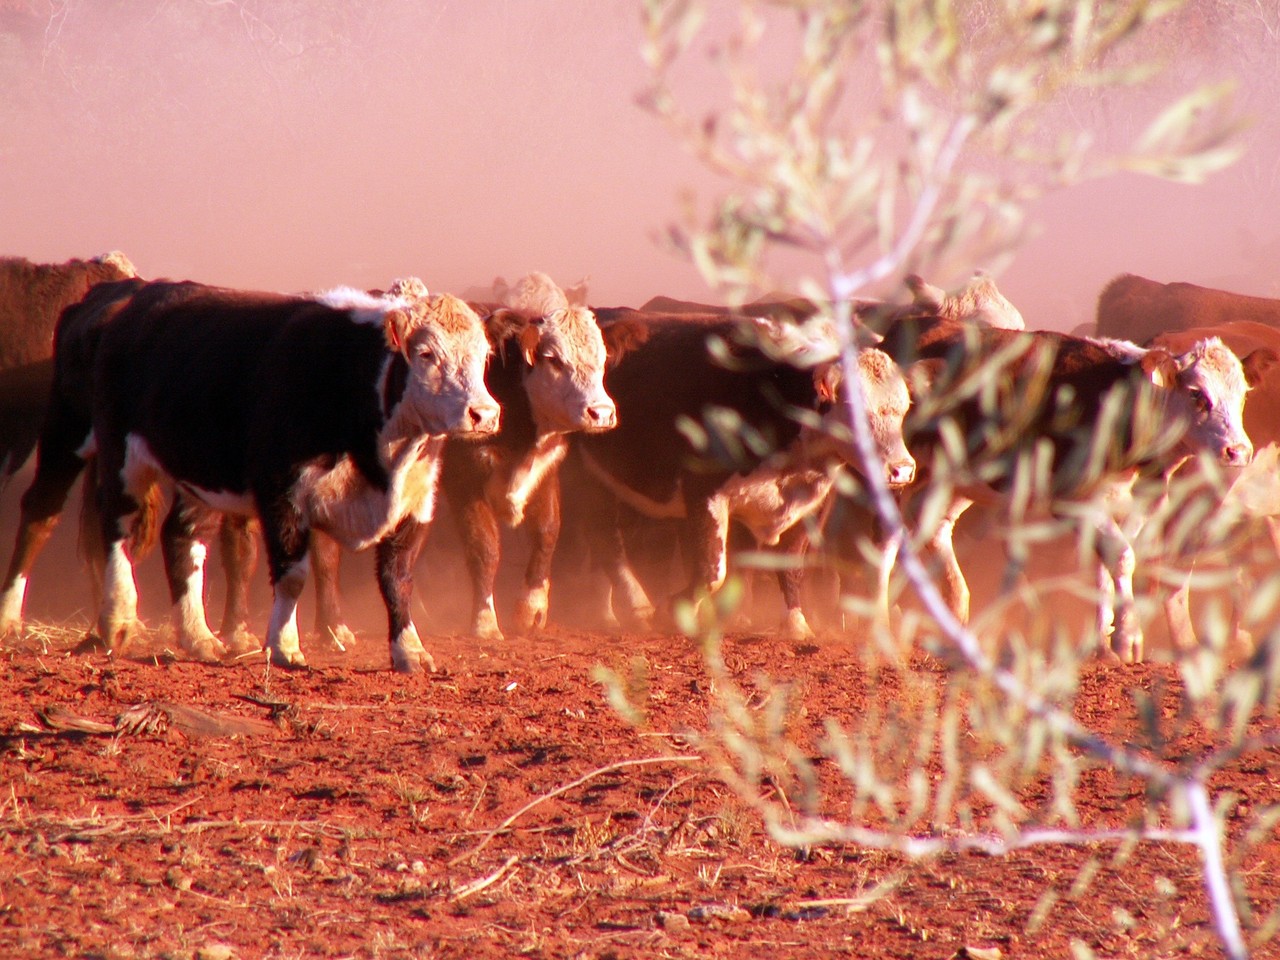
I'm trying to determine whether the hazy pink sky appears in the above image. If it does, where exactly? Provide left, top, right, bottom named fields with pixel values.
left=2, top=1, right=1278, bottom=331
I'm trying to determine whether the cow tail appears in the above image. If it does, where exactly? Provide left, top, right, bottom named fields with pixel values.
left=128, top=481, right=164, bottom=562
left=77, top=457, right=163, bottom=565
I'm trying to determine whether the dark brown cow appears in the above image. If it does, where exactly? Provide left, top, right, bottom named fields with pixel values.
left=1096, top=274, right=1280, bottom=344
left=878, top=319, right=1272, bottom=662
left=0, top=280, right=500, bottom=672
left=564, top=308, right=915, bottom=632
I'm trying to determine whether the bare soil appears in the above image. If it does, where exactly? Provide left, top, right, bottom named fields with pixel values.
left=1, top=619, right=1278, bottom=960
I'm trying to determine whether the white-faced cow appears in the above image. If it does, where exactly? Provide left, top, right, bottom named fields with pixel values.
left=1143, top=321, right=1280, bottom=651
left=565, top=307, right=916, bottom=632
left=878, top=317, right=1270, bottom=662
left=0, top=279, right=500, bottom=673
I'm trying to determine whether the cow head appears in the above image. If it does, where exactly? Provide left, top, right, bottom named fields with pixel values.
left=383, top=293, right=500, bottom=438
left=906, top=270, right=1025, bottom=330
left=492, top=273, right=617, bottom=435
left=1150, top=337, right=1277, bottom=467
left=752, top=315, right=916, bottom=487
left=487, top=304, right=617, bottom=434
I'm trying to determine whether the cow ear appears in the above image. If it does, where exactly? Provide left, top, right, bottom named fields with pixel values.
left=564, top=277, right=590, bottom=306
left=906, top=357, right=946, bottom=397
left=384, top=308, right=411, bottom=354
left=1140, top=348, right=1178, bottom=387
left=814, top=363, right=842, bottom=404
left=1243, top=347, right=1280, bottom=387
left=481, top=307, right=525, bottom=348
left=906, top=274, right=945, bottom=310
left=492, top=276, right=509, bottom=303
left=599, top=319, right=648, bottom=368
left=519, top=322, right=541, bottom=367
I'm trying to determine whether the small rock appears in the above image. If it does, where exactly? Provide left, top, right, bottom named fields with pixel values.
left=656, top=911, right=692, bottom=935
left=195, top=944, right=238, bottom=960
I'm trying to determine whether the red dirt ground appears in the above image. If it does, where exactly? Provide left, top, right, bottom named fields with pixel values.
left=1, top=621, right=1278, bottom=960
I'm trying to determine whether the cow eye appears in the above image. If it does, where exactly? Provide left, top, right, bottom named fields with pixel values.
left=418, top=347, right=436, bottom=363
left=1188, top=387, right=1211, bottom=410
left=541, top=353, right=565, bottom=370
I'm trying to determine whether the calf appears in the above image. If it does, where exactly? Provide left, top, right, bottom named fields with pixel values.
left=1, top=280, right=499, bottom=672
left=567, top=309, right=915, bottom=631
left=881, top=319, right=1270, bottom=662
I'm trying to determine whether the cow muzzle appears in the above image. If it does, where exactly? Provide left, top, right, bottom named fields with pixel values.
left=886, top=458, right=917, bottom=487
left=583, top=401, right=617, bottom=432
left=1222, top=441, right=1253, bottom=468
left=462, top=400, right=502, bottom=437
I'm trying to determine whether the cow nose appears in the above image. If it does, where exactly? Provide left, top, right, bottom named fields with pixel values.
left=468, top=402, right=501, bottom=435
left=886, top=459, right=916, bottom=486
left=1222, top=443, right=1252, bottom=467
left=586, top=403, right=617, bottom=429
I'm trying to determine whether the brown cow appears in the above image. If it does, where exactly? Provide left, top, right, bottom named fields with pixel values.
left=1096, top=274, right=1280, bottom=344
left=0, top=251, right=137, bottom=369
left=0, top=252, right=137, bottom=482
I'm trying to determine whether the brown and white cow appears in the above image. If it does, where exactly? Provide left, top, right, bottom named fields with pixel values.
left=0, top=279, right=500, bottom=672
left=437, top=273, right=622, bottom=639
left=879, top=318, right=1270, bottom=662
left=564, top=307, right=916, bottom=632
left=1096, top=274, right=1280, bottom=343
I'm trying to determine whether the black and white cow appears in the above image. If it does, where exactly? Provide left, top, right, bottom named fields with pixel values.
left=0, top=279, right=499, bottom=672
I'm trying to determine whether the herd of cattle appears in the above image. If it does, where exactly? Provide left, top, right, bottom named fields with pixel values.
left=0, top=253, right=1277, bottom=672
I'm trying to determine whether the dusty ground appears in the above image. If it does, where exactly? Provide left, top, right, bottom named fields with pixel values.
left=1, top=617, right=1278, bottom=960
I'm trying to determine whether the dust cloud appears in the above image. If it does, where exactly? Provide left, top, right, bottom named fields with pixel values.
left=2, top=1, right=1279, bottom=632
left=2, top=2, right=1279, bottom=319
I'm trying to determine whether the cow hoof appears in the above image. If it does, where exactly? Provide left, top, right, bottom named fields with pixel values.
left=184, top=633, right=228, bottom=664
left=471, top=609, right=505, bottom=642
left=392, top=647, right=436, bottom=674
left=781, top=610, right=816, bottom=642
left=321, top=624, right=356, bottom=653
left=391, top=626, right=436, bottom=674
left=514, top=586, right=550, bottom=634
left=267, top=646, right=308, bottom=670
left=222, top=626, right=262, bottom=658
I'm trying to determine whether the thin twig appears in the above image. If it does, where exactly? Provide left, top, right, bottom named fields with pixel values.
left=448, top=754, right=700, bottom=866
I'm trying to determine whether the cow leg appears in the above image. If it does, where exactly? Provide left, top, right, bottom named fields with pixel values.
left=1095, top=514, right=1141, bottom=663
left=576, top=481, right=654, bottom=630
left=453, top=493, right=504, bottom=641
left=918, top=496, right=974, bottom=624
left=93, top=448, right=157, bottom=653
left=0, top=399, right=94, bottom=636
left=259, top=495, right=312, bottom=668
left=160, top=496, right=227, bottom=662
left=218, top=515, right=262, bottom=655
left=376, top=517, right=434, bottom=674
left=1163, top=575, right=1197, bottom=653
left=774, top=521, right=816, bottom=641
left=311, top=529, right=354, bottom=652
left=515, top=471, right=561, bottom=634
left=673, top=494, right=731, bottom=621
